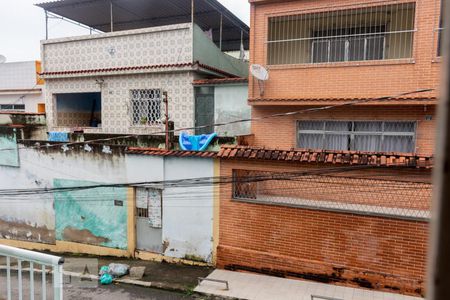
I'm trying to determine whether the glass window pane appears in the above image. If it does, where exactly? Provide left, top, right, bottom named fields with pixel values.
left=298, top=133, right=323, bottom=149
left=384, top=121, right=415, bottom=133
left=298, top=121, right=324, bottom=131
left=324, top=134, right=350, bottom=150
left=354, top=135, right=382, bottom=152
left=354, top=121, right=382, bottom=132
left=383, top=136, right=415, bottom=152
left=329, top=39, right=346, bottom=62
left=366, top=36, right=384, bottom=60
left=312, top=40, right=329, bottom=63
left=349, top=37, right=365, bottom=61
left=325, top=121, right=351, bottom=131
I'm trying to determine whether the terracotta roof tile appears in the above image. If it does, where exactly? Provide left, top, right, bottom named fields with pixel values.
left=126, top=147, right=217, bottom=158
left=40, top=61, right=239, bottom=78
left=217, top=145, right=433, bottom=168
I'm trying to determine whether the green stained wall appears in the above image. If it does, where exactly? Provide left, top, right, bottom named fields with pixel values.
left=54, top=179, right=128, bottom=249
left=0, top=127, right=19, bottom=167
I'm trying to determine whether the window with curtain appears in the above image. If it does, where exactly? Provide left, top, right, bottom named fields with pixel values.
left=297, top=120, right=416, bottom=153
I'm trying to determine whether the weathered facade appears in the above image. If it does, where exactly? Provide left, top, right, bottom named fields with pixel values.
left=0, top=143, right=218, bottom=264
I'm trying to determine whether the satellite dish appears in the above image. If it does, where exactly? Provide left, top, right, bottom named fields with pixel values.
left=250, top=64, right=269, bottom=96
left=0, top=55, right=6, bottom=64
left=250, top=64, right=269, bottom=81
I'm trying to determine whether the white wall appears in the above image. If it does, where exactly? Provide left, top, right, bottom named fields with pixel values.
left=0, top=93, right=43, bottom=113
left=0, top=61, right=38, bottom=90
left=163, top=157, right=214, bottom=262
left=214, top=84, right=250, bottom=136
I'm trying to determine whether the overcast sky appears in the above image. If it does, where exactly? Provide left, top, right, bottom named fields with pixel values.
left=0, top=0, right=250, bottom=63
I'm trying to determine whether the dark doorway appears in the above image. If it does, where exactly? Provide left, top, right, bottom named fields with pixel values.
left=194, top=87, right=214, bottom=135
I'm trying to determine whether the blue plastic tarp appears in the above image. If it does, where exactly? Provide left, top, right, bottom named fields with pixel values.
left=179, top=132, right=217, bottom=151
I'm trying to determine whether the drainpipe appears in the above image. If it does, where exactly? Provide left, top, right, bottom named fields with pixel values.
left=110, top=1, right=114, bottom=32
left=45, top=10, right=48, bottom=40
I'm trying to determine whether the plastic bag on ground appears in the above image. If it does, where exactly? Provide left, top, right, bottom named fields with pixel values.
left=99, top=265, right=110, bottom=276
left=100, top=273, right=113, bottom=285
left=108, top=263, right=130, bottom=277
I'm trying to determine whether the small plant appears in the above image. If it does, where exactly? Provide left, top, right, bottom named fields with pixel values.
left=140, top=116, right=148, bottom=125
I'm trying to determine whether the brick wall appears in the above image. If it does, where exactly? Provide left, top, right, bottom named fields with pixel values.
left=250, top=105, right=436, bottom=155
left=218, top=159, right=430, bottom=296
left=249, top=0, right=442, bottom=100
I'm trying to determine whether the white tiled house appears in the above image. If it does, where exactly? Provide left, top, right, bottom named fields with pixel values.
left=40, top=22, right=248, bottom=135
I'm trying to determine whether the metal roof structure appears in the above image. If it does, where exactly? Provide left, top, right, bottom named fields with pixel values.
left=35, top=0, right=249, bottom=51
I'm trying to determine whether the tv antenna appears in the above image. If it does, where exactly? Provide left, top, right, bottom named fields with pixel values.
left=0, top=55, right=6, bottom=64
left=250, top=64, right=269, bottom=96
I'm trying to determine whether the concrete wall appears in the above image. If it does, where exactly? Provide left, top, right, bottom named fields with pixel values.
left=214, top=84, right=250, bottom=136
left=0, top=144, right=215, bottom=263
left=126, top=154, right=216, bottom=263
left=0, top=61, right=39, bottom=90
left=0, top=127, right=19, bottom=167
left=163, top=157, right=214, bottom=262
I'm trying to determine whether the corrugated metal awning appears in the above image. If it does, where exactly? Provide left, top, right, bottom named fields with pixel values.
left=35, top=0, right=249, bottom=51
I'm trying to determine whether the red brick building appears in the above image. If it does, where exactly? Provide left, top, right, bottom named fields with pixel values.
left=217, top=0, right=442, bottom=296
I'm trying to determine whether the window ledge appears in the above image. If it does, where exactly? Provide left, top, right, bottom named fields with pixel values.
left=432, top=56, right=443, bottom=63
left=267, top=58, right=415, bottom=70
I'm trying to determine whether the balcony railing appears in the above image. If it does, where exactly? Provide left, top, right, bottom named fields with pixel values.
left=0, top=244, right=64, bottom=300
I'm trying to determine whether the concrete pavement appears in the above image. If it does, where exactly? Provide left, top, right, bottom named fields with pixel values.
left=195, top=269, right=424, bottom=300
left=0, top=272, right=192, bottom=300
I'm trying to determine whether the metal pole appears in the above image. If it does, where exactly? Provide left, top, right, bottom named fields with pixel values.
left=219, top=14, right=223, bottom=50
left=191, top=0, right=194, bottom=25
left=163, top=92, right=169, bottom=150
left=45, top=10, right=48, bottom=40
left=110, top=1, right=114, bottom=32
left=428, top=1, right=450, bottom=299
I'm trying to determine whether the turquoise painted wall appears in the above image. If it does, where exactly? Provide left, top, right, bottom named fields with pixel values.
left=0, top=127, right=19, bottom=167
left=54, top=179, right=128, bottom=249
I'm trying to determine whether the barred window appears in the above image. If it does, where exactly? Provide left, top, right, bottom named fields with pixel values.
left=233, top=169, right=257, bottom=200
left=267, top=2, right=416, bottom=65
left=131, top=89, right=162, bottom=126
left=231, top=169, right=431, bottom=220
left=297, top=121, right=416, bottom=153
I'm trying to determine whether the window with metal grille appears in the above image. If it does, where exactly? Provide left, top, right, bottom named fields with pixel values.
left=130, top=89, right=162, bottom=126
left=0, top=104, right=25, bottom=111
left=297, top=120, right=416, bottom=153
left=267, top=2, right=416, bottom=65
left=233, top=169, right=258, bottom=200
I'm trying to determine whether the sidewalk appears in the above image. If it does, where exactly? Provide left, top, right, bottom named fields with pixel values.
left=194, top=269, right=424, bottom=300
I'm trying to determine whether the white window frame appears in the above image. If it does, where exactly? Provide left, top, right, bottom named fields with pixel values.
left=311, top=35, right=386, bottom=63
left=297, top=120, right=417, bottom=153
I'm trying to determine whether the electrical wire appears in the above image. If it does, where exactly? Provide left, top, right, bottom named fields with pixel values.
left=0, top=87, right=435, bottom=153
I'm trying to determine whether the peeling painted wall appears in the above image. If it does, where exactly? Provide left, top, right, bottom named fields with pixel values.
left=54, top=179, right=128, bottom=249
left=0, top=144, right=128, bottom=244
